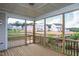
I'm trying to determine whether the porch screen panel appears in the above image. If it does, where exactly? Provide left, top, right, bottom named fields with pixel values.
left=46, top=15, right=62, bottom=38
left=35, top=19, right=44, bottom=36
left=8, top=18, right=25, bottom=48
left=65, top=10, right=79, bottom=39
left=26, top=20, right=33, bottom=44
left=45, top=15, right=63, bottom=52
left=26, top=20, right=33, bottom=35
left=64, top=10, right=79, bottom=56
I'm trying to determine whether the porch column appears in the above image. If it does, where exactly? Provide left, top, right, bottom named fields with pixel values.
left=0, top=13, right=7, bottom=50
left=25, top=19, right=27, bottom=45
left=62, top=14, right=65, bottom=54
left=44, top=18, right=46, bottom=46
left=33, top=19, right=35, bottom=43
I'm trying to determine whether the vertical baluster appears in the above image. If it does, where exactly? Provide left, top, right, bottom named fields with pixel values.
left=34, top=36, right=35, bottom=43
left=41, top=36, right=42, bottom=45
left=67, top=40, right=69, bottom=55
left=76, top=41, right=78, bottom=56
left=41, top=37, right=42, bottom=45
left=68, top=41, right=70, bottom=55
left=36, top=36, right=37, bottom=43
left=29, top=36, right=31, bottom=44
left=36, top=36, right=38, bottom=43
left=42, top=37, right=44, bottom=46
left=55, top=39, right=57, bottom=52
left=65, top=40, right=67, bottom=55
left=37, top=36, right=38, bottom=43
left=39, top=36, right=41, bottom=44
left=40, top=36, right=41, bottom=45
left=38, top=36, right=40, bottom=44
left=39, top=36, right=40, bottom=44
left=66, top=40, right=68, bottom=55
left=71, top=41, right=73, bottom=55
left=69, top=41, right=71, bottom=55
left=42, top=37, right=43, bottom=46
left=43, top=37, right=44, bottom=46
left=74, top=41, right=76, bottom=56
left=57, top=39, right=59, bottom=52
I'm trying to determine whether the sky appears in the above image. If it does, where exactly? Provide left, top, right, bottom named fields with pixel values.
left=65, top=10, right=79, bottom=28
left=8, top=10, right=79, bottom=28
left=8, top=18, right=33, bottom=24
left=8, top=18, right=25, bottom=24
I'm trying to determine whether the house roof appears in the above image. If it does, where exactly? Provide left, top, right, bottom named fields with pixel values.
left=54, top=23, right=62, bottom=26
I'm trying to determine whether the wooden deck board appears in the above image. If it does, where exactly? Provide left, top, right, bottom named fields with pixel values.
left=0, top=44, right=64, bottom=56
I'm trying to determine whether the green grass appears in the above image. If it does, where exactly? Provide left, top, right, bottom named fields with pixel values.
left=8, top=29, right=25, bottom=41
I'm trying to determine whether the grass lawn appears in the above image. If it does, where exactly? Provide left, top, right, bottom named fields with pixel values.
left=8, top=29, right=25, bottom=41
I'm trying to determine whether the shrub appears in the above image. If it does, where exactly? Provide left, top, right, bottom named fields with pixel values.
left=70, top=32, right=79, bottom=40
left=48, top=36, right=54, bottom=43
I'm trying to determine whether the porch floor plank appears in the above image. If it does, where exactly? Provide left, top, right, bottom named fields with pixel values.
left=0, top=44, right=64, bottom=56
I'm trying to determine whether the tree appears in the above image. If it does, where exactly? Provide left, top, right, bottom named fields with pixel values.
left=21, top=22, right=26, bottom=29
left=13, top=21, right=22, bottom=32
left=47, top=24, right=51, bottom=31
left=69, top=28, right=79, bottom=32
left=14, top=21, right=22, bottom=26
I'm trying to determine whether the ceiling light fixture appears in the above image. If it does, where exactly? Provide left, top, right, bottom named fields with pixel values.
left=29, top=3, right=35, bottom=6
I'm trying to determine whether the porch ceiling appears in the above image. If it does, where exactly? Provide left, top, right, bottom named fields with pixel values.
left=0, top=3, right=73, bottom=17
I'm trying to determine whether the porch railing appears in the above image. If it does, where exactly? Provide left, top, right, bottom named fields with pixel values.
left=35, top=35, right=79, bottom=56
left=64, top=39, right=79, bottom=56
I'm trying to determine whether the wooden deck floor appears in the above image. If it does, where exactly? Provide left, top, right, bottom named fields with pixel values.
left=0, top=44, right=64, bottom=56
left=8, top=39, right=33, bottom=48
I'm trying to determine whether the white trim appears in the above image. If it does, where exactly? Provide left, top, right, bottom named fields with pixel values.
left=36, top=4, right=79, bottom=20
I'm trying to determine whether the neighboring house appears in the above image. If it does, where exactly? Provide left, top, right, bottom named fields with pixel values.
left=8, top=23, right=70, bottom=32
left=35, top=23, right=48, bottom=32
left=51, top=23, right=62, bottom=32
left=65, top=28, right=70, bottom=32
left=35, top=23, right=70, bottom=32
left=8, top=23, right=33, bottom=31
left=51, top=23, right=70, bottom=32
left=35, top=23, right=62, bottom=32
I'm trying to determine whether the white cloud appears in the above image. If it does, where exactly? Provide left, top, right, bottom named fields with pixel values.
left=8, top=18, right=25, bottom=24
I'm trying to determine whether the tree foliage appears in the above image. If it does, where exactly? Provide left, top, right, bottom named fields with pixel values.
left=69, top=28, right=79, bottom=32
left=70, top=33, right=79, bottom=40
left=47, top=24, right=51, bottom=29
left=14, top=21, right=22, bottom=26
